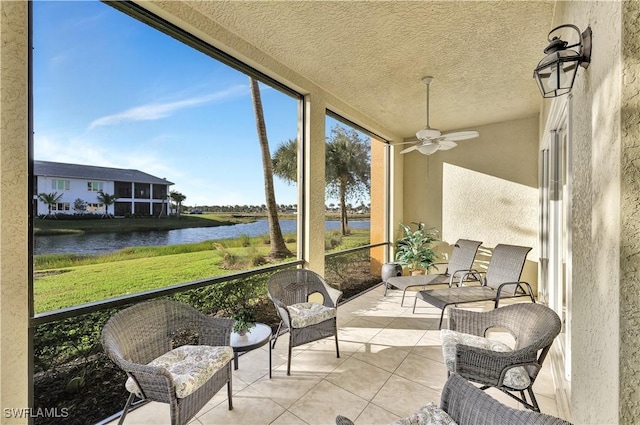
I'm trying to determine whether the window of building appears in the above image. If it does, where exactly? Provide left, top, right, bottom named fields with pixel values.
left=51, top=179, right=70, bottom=190
left=87, top=181, right=104, bottom=192
left=86, top=203, right=104, bottom=212
left=52, top=202, right=70, bottom=211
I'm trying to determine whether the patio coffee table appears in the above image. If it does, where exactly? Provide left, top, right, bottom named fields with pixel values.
left=386, top=274, right=441, bottom=306
left=230, top=322, right=272, bottom=378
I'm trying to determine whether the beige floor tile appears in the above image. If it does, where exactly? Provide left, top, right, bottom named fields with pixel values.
left=196, top=386, right=286, bottom=425
left=232, top=348, right=272, bottom=385
left=119, top=401, right=170, bottom=424
left=409, top=343, right=444, bottom=363
left=367, top=328, right=426, bottom=349
left=325, top=356, right=392, bottom=400
left=288, top=380, right=368, bottom=425
left=270, top=411, right=309, bottom=425
left=249, top=373, right=322, bottom=409
left=394, top=353, right=449, bottom=392
left=352, top=403, right=400, bottom=425
left=370, top=374, right=440, bottom=418
left=388, top=315, right=438, bottom=331
left=273, top=344, right=346, bottom=378
left=535, top=393, right=560, bottom=417
left=352, top=343, right=410, bottom=373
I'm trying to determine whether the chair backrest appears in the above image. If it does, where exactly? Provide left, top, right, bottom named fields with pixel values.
left=484, top=244, right=532, bottom=292
left=440, top=374, right=571, bottom=425
left=101, top=299, right=206, bottom=366
left=499, top=303, right=562, bottom=352
left=445, top=239, right=482, bottom=275
left=267, top=269, right=331, bottom=307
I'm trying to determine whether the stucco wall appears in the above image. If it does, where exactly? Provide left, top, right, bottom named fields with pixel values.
left=402, top=116, right=539, bottom=287
left=0, top=1, right=29, bottom=423
left=620, top=1, right=640, bottom=422
left=547, top=2, right=623, bottom=423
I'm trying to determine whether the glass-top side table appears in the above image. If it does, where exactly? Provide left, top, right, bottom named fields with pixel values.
left=230, top=322, right=272, bottom=378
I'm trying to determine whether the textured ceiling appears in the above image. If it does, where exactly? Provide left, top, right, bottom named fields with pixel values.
left=186, top=1, right=556, bottom=141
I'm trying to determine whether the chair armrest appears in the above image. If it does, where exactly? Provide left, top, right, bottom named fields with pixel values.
left=495, top=281, right=534, bottom=300
left=453, top=344, right=538, bottom=386
left=448, top=268, right=483, bottom=287
left=324, top=285, right=343, bottom=307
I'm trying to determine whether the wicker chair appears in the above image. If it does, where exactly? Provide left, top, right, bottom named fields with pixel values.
left=413, top=244, right=536, bottom=328
left=267, top=269, right=342, bottom=375
left=385, top=239, right=483, bottom=306
left=441, top=373, right=571, bottom=425
left=336, top=373, right=571, bottom=425
left=442, top=303, right=562, bottom=412
left=101, top=299, right=234, bottom=425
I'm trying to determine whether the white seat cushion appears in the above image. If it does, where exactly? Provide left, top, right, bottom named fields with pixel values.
left=391, top=402, right=457, bottom=425
left=440, top=329, right=531, bottom=390
left=287, top=302, right=336, bottom=328
left=125, top=345, right=233, bottom=399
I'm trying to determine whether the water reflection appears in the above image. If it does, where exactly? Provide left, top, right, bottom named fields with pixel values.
left=34, top=219, right=370, bottom=256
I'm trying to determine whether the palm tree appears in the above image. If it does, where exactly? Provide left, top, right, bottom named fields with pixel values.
left=169, top=190, right=186, bottom=217
left=96, top=191, right=118, bottom=218
left=249, top=76, right=293, bottom=259
left=37, top=192, right=63, bottom=218
left=272, top=138, right=298, bottom=184
left=325, top=124, right=371, bottom=236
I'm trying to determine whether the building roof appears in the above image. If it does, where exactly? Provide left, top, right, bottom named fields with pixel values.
left=34, top=161, right=174, bottom=186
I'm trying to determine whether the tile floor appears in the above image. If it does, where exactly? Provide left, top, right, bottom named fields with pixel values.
left=108, top=284, right=563, bottom=425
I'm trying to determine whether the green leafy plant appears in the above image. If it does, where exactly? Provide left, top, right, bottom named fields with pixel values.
left=394, top=222, right=439, bottom=273
left=231, top=307, right=256, bottom=335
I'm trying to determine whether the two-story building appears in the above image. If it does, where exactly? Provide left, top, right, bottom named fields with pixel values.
left=34, top=160, right=174, bottom=217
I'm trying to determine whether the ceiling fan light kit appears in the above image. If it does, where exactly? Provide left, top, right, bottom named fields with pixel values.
left=399, top=76, right=479, bottom=155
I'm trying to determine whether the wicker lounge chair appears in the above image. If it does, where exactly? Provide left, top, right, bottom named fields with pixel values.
left=442, top=303, right=562, bottom=412
left=413, top=244, right=535, bottom=328
left=385, top=239, right=483, bottom=306
left=101, top=300, right=234, bottom=425
left=268, top=269, right=342, bottom=375
left=336, top=373, right=570, bottom=425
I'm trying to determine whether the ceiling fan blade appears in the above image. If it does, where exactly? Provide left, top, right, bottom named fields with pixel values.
left=390, top=140, right=421, bottom=146
left=399, top=144, right=419, bottom=154
left=437, top=140, right=458, bottom=150
left=440, top=130, right=479, bottom=141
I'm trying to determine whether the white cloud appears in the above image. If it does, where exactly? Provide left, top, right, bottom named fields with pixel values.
left=88, top=85, right=247, bottom=129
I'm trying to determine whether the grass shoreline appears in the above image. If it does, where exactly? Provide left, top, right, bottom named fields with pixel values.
left=34, top=212, right=370, bottom=236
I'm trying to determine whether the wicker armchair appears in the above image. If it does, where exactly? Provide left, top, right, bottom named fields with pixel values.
left=101, top=299, right=234, bottom=425
left=267, top=269, right=342, bottom=375
left=336, top=374, right=571, bottom=425
left=442, top=303, right=562, bottom=412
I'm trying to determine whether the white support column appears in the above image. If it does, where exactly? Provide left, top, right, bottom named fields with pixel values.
left=303, top=93, right=326, bottom=275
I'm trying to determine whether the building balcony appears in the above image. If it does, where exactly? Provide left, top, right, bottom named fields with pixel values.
left=105, top=285, right=562, bottom=425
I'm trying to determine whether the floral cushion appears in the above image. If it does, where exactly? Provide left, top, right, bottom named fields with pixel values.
left=440, top=329, right=531, bottom=390
left=287, top=302, right=336, bottom=328
left=391, top=402, right=457, bottom=425
left=125, top=345, right=233, bottom=399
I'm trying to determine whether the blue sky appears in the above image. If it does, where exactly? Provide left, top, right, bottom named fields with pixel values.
left=33, top=0, right=319, bottom=207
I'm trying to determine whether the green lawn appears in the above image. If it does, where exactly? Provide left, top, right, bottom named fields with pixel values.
left=33, top=229, right=371, bottom=313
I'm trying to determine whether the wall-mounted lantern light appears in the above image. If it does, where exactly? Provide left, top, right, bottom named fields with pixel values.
left=533, top=24, right=592, bottom=98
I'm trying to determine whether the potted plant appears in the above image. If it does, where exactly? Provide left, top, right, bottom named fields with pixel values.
left=231, top=307, right=256, bottom=336
left=394, top=222, right=439, bottom=275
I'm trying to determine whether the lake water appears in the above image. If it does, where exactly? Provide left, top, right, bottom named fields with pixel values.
left=34, top=219, right=370, bottom=256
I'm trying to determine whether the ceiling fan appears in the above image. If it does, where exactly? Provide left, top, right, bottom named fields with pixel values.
left=399, top=76, right=479, bottom=155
